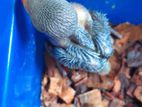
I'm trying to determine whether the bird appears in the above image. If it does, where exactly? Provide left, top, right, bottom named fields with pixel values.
left=22, top=0, right=114, bottom=75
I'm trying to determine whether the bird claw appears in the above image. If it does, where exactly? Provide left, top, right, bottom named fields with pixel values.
left=49, top=11, right=113, bottom=74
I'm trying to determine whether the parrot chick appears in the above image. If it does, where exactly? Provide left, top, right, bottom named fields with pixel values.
left=22, top=0, right=113, bottom=75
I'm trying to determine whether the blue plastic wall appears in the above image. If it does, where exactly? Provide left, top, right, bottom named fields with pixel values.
left=0, top=0, right=142, bottom=107
left=0, top=0, right=46, bottom=107
left=69, top=0, right=142, bottom=24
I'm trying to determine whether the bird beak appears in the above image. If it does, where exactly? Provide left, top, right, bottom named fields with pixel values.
left=22, top=0, right=29, bottom=13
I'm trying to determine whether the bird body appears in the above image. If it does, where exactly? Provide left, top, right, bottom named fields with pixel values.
left=22, top=0, right=113, bottom=74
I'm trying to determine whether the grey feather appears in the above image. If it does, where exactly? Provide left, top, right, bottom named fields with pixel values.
left=27, top=0, right=77, bottom=38
left=51, top=42, right=107, bottom=72
left=74, top=26, right=95, bottom=50
left=91, top=11, right=113, bottom=58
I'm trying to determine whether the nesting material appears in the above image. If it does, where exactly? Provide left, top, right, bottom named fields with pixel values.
left=48, top=77, right=63, bottom=96
left=113, top=79, right=121, bottom=93
left=77, top=89, right=103, bottom=107
left=49, top=103, right=74, bottom=107
left=134, top=86, right=142, bottom=103
left=58, top=84, right=76, bottom=104
left=41, top=22, right=142, bottom=107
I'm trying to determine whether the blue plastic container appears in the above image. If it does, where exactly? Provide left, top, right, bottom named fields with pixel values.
left=0, top=0, right=142, bottom=107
